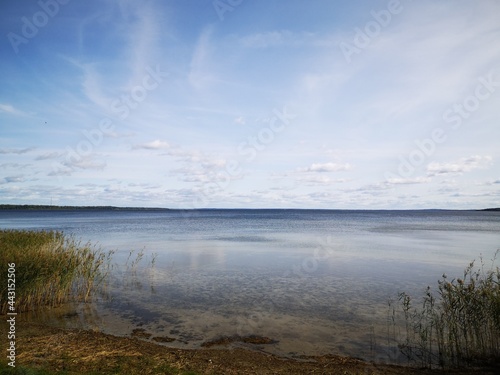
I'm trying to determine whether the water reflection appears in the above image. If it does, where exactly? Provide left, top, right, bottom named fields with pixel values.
left=4, top=209, right=500, bottom=363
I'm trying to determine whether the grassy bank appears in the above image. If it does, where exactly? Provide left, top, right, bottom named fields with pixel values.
left=0, top=230, right=112, bottom=314
left=394, top=251, right=500, bottom=368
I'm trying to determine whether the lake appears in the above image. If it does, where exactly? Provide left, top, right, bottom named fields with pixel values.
left=2, top=209, right=499, bottom=363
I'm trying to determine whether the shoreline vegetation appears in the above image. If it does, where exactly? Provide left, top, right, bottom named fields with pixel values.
left=0, top=230, right=112, bottom=314
left=0, top=204, right=499, bottom=211
left=392, top=251, right=500, bottom=368
left=1, top=230, right=499, bottom=374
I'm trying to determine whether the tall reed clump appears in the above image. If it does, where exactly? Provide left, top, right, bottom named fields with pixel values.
left=0, top=229, right=113, bottom=314
left=395, top=250, right=500, bottom=368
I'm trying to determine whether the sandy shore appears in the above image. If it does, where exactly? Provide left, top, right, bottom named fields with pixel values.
left=2, top=321, right=498, bottom=374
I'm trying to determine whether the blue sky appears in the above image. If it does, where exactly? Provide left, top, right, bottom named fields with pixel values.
left=1, top=0, right=499, bottom=209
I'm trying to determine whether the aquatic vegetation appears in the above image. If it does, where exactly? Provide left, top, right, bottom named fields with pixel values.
left=393, top=250, right=500, bottom=368
left=0, top=229, right=113, bottom=314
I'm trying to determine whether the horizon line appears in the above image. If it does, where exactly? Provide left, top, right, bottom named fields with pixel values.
left=0, top=204, right=498, bottom=212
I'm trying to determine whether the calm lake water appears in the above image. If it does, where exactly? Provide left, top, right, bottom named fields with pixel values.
left=2, top=209, right=500, bottom=363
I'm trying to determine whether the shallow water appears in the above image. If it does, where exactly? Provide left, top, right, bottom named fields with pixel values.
left=2, top=209, right=500, bottom=363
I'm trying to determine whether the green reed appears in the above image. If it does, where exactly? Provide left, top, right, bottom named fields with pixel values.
left=0, top=229, right=113, bottom=314
left=394, top=250, right=500, bottom=368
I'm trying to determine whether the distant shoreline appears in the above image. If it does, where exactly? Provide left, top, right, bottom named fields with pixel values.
left=0, top=204, right=170, bottom=211
left=0, top=204, right=499, bottom=211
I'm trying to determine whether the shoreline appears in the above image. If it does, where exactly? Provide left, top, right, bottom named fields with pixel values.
left=2, top=321, right=498, bottom=374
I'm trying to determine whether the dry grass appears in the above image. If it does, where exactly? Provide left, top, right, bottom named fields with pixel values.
left=0, top=229, right=113, bottom=314
left=393, top=250, right=500, bottom=368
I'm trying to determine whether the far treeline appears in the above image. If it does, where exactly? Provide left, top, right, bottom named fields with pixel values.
left=0, top=204, right=170, bottom=211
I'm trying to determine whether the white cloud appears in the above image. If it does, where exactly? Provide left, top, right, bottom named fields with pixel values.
left=427, top=156, right=492, bottom=176
left=0, top=103, right=28, bottom=116
left=48, top=155, right=107, bottom=176
left=235, top=30, right=318, bottom=49
left=386, top=177, right=431, bottom=185
left=297, top=162, right=351, bottom=173
left=35, top=152, right=64, bottom=160
left=234, top=116, right=246, bottom=125
left=189, top=26, right=216, bottom=90
left=0, top=175, right=25, bottom=184
left=161, top=144, right=226, bottom=170
left=0, top=163, right=32, bottom=169
left=0, top=147, right=35, bottom=154
left=47, top=169, right=72, bottom=177
left=63, top=157, right=106, bottom=171
left=80, top=64, right=111, bottom=110
left=133, top=139, right=170, bottom=150
left=124, top=4, right=162, bottom=86
left=296, top=175, right=349, bottom=186
left=0, top=103, right=16, bottom=113
left=238, top=31, right=291, bottom=48
left=169, top=153, right=231, bottom=185
left=482, top=178, right=500, bottom=186
left=270, top=161, right=352, bottom=189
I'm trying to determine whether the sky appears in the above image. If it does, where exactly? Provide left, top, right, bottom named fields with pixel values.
left=1, top=0, right=499, bottom=209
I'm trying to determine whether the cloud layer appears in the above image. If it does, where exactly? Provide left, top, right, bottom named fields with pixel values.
left=0, top=0, right=499, bottom=208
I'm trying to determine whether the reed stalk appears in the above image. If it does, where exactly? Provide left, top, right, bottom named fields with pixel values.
left=395, top=250, right=500, bottom=368
left=0, top=229, right=112, bottom=314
